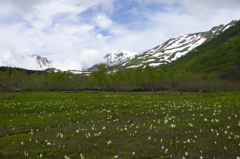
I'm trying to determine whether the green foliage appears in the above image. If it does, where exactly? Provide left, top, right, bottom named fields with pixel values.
left=48, top=152, right=57, bottom=159
left=202, top=73, right=212, bottom=80
left=0, top=92, right=240, bottom=158
left=89, top=64, right=109, bottom=90
left=0, top=68, right=88, bottom=91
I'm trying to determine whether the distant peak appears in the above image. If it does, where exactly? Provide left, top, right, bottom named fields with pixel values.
left=29, top=54, right=52, bottom=68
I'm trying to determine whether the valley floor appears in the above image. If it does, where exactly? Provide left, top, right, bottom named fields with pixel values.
left=0, top=91, right=240, bottom=158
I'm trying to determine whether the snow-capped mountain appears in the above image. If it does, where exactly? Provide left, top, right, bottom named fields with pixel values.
left=112, top=20, right=238, bottom=69
left=103, top=51, right=138, bottom=66
left=30, top=54, right=52, bottom=68
left=83, top=51, right=138, bottom=72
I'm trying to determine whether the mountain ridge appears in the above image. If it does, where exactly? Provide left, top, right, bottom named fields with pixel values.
left=28, top=20, right=238, bottom=72
left=110, top=20, right=238, bottom=70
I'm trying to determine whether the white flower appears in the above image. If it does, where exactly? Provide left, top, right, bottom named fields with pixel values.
left=185, top=152, right=189, bottom=156
left=164, top=119, right=168, bottom=124
left=165, top=149, right=168, bottom=153
left=148, top=136, right=151, bottom=140
left=234, top=135, right=239, bottom=139
left=132, top=152, right=135, bottom=155
left=114, top=155, right=118, bottom=159
left=24, top=151, right=28, bottom=156
left=80, top=154, right=84, bottom=159
left=106, top=140, right=112, bottom=146
left=85, top=132, right=91, bottom=138
left=102, top=126, right=106, bottom=130
left=171, top=124, right=176, bottom=128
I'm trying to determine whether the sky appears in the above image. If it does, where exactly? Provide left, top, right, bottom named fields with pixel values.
left=0, top=0, right=240, bottom=70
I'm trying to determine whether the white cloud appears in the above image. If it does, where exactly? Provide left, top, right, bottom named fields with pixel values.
left=104, top=0, right=240, bottom=52
left=0, top=44, right=40, bottom=70
left=50, top=49, right=106, bottom=71
left=0, top=0, right=240, bottom=70
left=0, top=0, right=112, bottom=70
left=96, top=14, right=113, bottom=28
left=181, top=0, right=240, bottom=14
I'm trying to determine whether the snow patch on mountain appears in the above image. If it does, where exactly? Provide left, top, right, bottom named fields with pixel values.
left=103, top=51, right=138, bottom=66
left=113, top=20, right=238, bottom=69
left=29, top=54, right=52, bottom=68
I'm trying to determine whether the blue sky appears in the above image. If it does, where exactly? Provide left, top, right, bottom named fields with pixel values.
left=0, top=0, right=240, bottom=70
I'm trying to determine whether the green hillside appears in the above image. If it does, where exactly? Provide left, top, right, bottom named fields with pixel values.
left=159, top=20, right=240, bottom=82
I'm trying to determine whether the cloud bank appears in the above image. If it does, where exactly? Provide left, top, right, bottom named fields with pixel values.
left=0, top=0, right=239, bottom=70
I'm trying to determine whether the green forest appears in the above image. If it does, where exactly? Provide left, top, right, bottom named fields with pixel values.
left=1, top=21, right=240, bottom=92
left=0, top=62, right=239, bottom=92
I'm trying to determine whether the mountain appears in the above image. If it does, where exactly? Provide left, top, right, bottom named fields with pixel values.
left=158, top=19, right=240, bottom=81
left=28, top=20, right=238, bottom=73
left=103, top=51, right=138, bottom=66
left=111, top=20, right=238, bottom=70
left=30, top=54, right=52, bottom=68
left=84, top=51, right=138, bottom=72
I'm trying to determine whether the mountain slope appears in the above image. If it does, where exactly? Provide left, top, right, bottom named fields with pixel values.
left=111, top=20, right=238, bottom=70
left=158, top=19, right=240, bottom=81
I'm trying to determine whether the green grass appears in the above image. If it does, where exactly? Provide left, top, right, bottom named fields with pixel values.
left=0, top=91, right=240, bottom=159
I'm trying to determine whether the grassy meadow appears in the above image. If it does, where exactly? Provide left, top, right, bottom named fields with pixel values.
left=0, top=91, right=240, bottom=159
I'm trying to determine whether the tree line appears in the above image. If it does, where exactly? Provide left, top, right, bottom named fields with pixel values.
left=0, top=64, right=239, bottom=92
